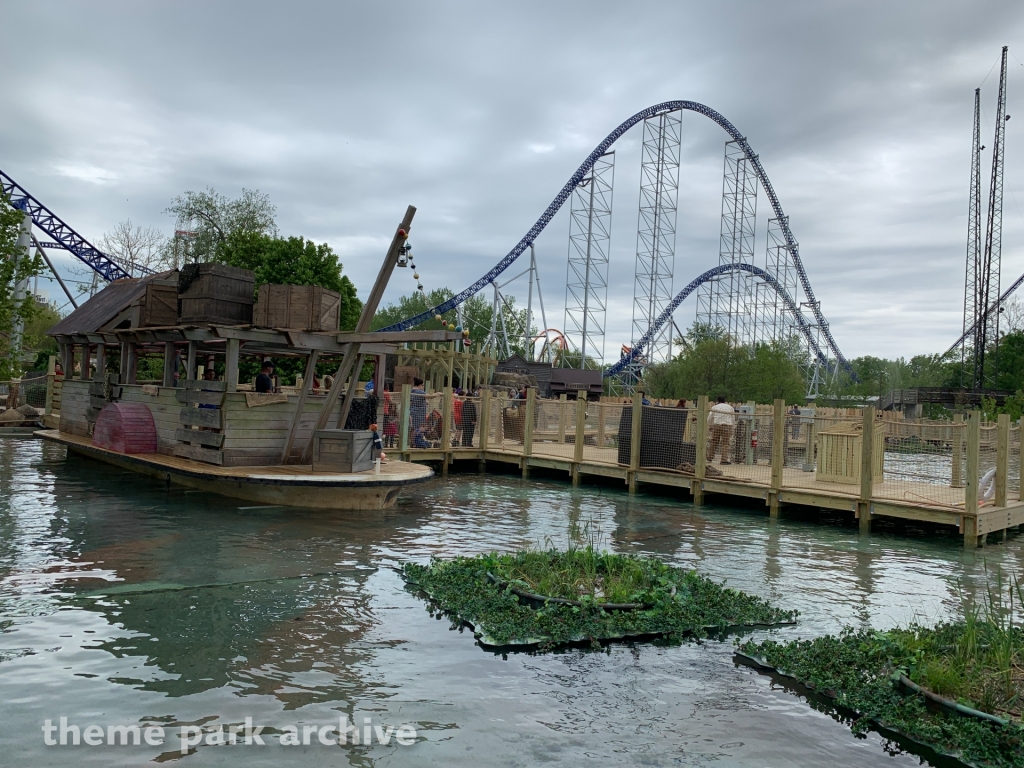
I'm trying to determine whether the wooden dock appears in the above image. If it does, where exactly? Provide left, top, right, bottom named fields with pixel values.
left=391, top=390, right=1024, bottom=548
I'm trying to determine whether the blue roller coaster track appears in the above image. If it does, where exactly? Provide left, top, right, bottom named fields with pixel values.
left=604, top=263, right=824, bottom=378
left=379, top=100, right=848, bottom=370
left=0, top=167, right=132, bottom=282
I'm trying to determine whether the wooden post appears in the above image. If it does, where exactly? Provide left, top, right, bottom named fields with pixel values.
left=597, top=402, right=607, bottom=447
left=441, top=386, right=453, bottom=476
left=126, top=343, right=138, bottom=385
left=573, top=396, right=586, bottom=484
left=186, top=341, right=197, bottom=381
left=94, top=344, right=107, bottom=384
left=858, top=406, right=875, bottom=533
left=480, top=389, right=491, bottom=451
left=224, top=338, right=240, bottom=393
left=76, top=344, right=86, bottom=379
left=522, top=387, right=535, bottom=478
left=161, top=342, right=175, bottom=387
left=995, top=413, right=1009, bottom=509
left=557, top=393, right=568, bottom=443
left=770, top=398, right=785, bottom=518
left=399, top=383, right=411, bottom=454
left=694, top=395, right=708, bottom=505
left=952, top=413, right=964, bottom=488
left=59, top=343, right=72, bottom=380
left=281, top=350, right=319, bottom=464
left=118, top=342, right=129, bottom=383
left=1019, top=416, right=1024, bottom=504
left=628, top=391, right=643, bottom=493
left=964, top=410, right=981, bottom=548
left=44, top=355, right=56, bottom=415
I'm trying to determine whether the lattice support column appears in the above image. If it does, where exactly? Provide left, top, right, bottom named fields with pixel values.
left=631, top=110, right=681, bottom=365
left=564, top=151, right=615, bottom=370
left=697, top=140, right=758, bottom=347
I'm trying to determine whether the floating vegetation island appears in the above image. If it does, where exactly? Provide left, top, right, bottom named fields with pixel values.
left=740, top=595, right=1024, bottom=768
left=402, top=549, right=795, bottom=650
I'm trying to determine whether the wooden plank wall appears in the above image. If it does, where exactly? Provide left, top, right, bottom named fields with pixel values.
left=222, top=395, right=344, bottom=465
left=58, top=379, right=91, bottom=437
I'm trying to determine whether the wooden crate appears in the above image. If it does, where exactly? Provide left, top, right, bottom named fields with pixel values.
left=312, top=429, right=375, bottom=473
left=178, top=264, right=255, bottom=326
left=253, top=284, right=341, bottom=331
left=140, top=277, right=179, bottom=327
left=816, top=424, right=885, bottom=484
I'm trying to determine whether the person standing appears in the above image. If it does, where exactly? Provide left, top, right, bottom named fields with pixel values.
left=255, top=362, right=274, bottom=393
left=707, top=396, right=736, bottom=465
left=410, top=377, right=427, bottom=434
left=460, top=393, right=478, bottom=447
left=789, top=404, right=802, bottom=439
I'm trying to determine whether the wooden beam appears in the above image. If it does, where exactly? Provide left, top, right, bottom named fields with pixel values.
left=480, top=389, right=491, bottom=451
left=859, top=406, right=875, bottom=533
left=996, top=413, right=1009, bottom=508
left=162, top=341, right=176, bottom=387
left=628, top=391, right=643, bottom=493
left=573, top=395, right=586, bottom=485
left=771, top=399, right=785, bottom=518
left=334, top=330, right=461, bottom=344
left=965, top=410, right=980, bottom=548
left=952, top=413, right=964, bottom=488
left=225, top=338, right=240, bottom=393
left=186, top=341, right=197, bottom=381
left=281, top=350, right=319, bottom=464
left=399, top=383, right=411, bottom=452
left=126, top=343, right=137, bottom=385
left=694, top=395, right=708, bottom=505
left=522, top=388, right=535, bottom=478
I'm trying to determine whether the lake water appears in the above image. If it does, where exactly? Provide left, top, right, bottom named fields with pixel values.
left=1, top=437, right=1022, bottom=767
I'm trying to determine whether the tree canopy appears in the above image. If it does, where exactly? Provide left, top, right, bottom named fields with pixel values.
left=0, top=194, right=46, bottom=378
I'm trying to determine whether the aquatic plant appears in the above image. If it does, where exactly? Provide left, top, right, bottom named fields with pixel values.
left=402, top=549, right=795, bottom=650
left=739, top=574, right=1024, bottom=768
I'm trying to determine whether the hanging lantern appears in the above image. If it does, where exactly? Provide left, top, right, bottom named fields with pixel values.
left=435, top=314, right=443, bottom=322
left=455, top=325, right=462, bottom=333
left=413, top=272, right=419, bottom=280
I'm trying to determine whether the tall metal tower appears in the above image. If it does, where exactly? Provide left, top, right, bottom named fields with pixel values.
left=976, top=46, right=1009, bottom=387
left=631, top=109, right=682, bottom=364
left=696, top=140, right=759, bottom=346
left=757, top=217, right=801, bottom=346
left=962, top=88, right=984, bottom=385
left=564, top=151, right=615, bottom=369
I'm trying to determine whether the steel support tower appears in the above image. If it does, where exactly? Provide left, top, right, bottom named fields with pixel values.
left=563, top=151, right=614, bottom=369
left=758, top=217, right=800, bottom=346
left=696, top=140, right=759, bottom=346
left=961, top=88, right=984, bottom=384
left=631, top=109, right=681, bottom=366
left=975, top=46, right=1009, bottom=387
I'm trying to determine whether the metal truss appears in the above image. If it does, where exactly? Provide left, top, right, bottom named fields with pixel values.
left=696, top=140, right=758, bottom=346
left=631, top=109, right=681, bottom=364
left=961, top=88, right=984, bottom=384
left=976, top=46, right=1008, bottom=387
left=0, top=167, right=130, bottom=282
left=563, top=151, right=614, bottom=369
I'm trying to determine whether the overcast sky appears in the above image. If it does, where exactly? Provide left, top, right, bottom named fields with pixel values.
left=3, top=1, right=1024, bottom=362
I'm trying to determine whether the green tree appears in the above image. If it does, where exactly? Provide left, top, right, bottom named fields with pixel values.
left=165, top=188, right=276, bottom=266
left=0, top=195, right=46, bottom=379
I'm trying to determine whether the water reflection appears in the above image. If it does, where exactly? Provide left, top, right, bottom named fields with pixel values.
left=0, top=440, right=1022, bottom=766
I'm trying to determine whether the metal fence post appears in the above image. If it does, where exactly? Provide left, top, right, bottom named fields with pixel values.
left=858, top=406, right=876, bottom=533
left=694, top=395, right=708, bottom=505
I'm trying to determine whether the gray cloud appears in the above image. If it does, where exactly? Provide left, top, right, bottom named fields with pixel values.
left=3, top=1, right=1024, bottom=361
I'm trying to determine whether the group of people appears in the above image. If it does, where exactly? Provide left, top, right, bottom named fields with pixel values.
left=396, top=377, right=480, bottom=449
left=704, top=397, right=804, bottom=464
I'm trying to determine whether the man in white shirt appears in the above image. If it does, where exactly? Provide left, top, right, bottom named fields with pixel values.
left=707, top=396, right=736, bottom=465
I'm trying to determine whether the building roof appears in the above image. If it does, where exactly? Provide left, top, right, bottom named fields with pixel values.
left=48, top=271, right=175, bottom=337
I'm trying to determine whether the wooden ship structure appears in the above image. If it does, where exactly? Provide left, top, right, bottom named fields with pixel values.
left=38, top=206, right=459, bottom=509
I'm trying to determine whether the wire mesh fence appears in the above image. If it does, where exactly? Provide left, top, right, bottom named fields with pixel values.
left=530, top=398, right=577, bottom=460
left=451, top=394, right=481, bottom=448
left=407, top=391, right=444, bottom=449
left=581, top=401, right=625, bottom=465
left=874, top=418, right=967, bottom=509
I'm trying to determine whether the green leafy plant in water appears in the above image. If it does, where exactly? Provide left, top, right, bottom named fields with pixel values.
left=740, top=571, right=1024, bottom=768
left=403, top=550, right=795, bottom=650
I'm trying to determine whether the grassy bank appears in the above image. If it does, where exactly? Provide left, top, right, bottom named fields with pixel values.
left=403, top=549, right=795, bottom=650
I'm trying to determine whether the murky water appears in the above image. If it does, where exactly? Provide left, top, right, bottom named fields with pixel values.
left=1, top=438, right=1022, bottom=767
